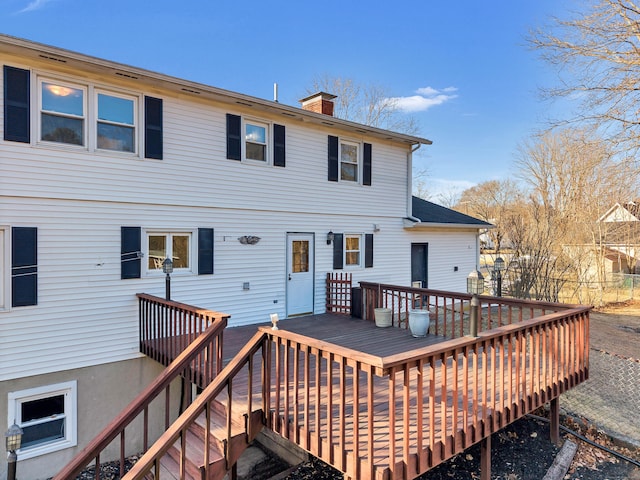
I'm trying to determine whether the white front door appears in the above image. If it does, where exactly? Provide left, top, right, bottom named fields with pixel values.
left=286, top=233, right=314, bottom=317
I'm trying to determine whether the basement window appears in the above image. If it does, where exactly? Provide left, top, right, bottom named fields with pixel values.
left=8, top=381, right=77, bottom=459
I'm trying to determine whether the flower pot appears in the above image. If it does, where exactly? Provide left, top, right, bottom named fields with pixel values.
left=408, top=309, right=432, bottom=337
left=374, top=307, right=392, bottom=328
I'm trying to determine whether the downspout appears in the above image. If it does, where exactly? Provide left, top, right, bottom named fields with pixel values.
left=407, top=143, right=422, bottom=223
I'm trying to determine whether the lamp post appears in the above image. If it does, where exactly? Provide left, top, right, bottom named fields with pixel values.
left=493, top=256, right=505, bottom=297
left=5, top=423, right=23, bottom=480
left=467, top=269, right=484, bottom=337
left=162, top=257, right=173, bottom=300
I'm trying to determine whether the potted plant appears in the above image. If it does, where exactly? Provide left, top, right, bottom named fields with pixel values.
left=374, top=307, right=392, bottom=327
left=408, top=309, right=433, bottom=337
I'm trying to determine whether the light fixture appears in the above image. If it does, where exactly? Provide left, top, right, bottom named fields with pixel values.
left=5, top=423, right=23, bottom=452
left=270, top=313, right=279, bottom=330
left=326, top=231, right=334, bottom=245
left=466, top=269, right=484, bottom=295
left=5, top=423, right=23, bottom=480
left=162, top=257, right=173, bottom=275
left=493, top=256, right=505, bottom=297
left=467, top=269, right=484, bottom=337
left=162, top=257, right=173, bottom=300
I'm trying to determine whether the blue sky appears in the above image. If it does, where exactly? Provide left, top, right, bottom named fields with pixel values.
left=1, top=0, right=574, bottom=201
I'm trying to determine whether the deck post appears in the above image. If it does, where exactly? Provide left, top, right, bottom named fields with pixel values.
left=480, top=434, right=491, bottom=480
left=550, top=397, right=560, bottom=445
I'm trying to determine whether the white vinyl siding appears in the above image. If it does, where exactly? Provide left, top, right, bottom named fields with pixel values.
left=0, top=56, right=479, bottom=383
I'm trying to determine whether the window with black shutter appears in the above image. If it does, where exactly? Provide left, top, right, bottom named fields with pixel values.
left=274, top=124, right=286, bottom=167
left=198, top=228, right=214, bottom=275
left=4, top=66, right=30, bottom=143
left=12, top=227, right=37, bottom=307
left=121, top=227, right=141, bottom=279
left=144, top=96, right=163, bottom=159
left=226, top=114, right=242, bottom=160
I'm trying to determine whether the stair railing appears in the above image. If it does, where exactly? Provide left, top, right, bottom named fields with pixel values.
left=52, top=295, right=228, bottom=480
left=122, top=331, right=269, bottom=480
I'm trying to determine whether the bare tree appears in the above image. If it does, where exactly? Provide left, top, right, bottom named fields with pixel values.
left=456, top=179, right=522, bottom=253
left=531, top=0, right=640, bottom=157
left=514, top=128, right=638, bottom=303
left=306, top=75, right=420, bottom=135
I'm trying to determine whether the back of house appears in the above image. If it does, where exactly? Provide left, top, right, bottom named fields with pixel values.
left=0, top=35, right=488, bottom=478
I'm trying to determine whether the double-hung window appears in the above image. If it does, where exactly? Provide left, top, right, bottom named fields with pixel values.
left=245, top=121, right=268, bottom=162
left=340, top=140, right=359, bottom=182
left=40, top=80, right=85, bottom=146
left=345, top=234, right=362, bottom=267
left=147, top=232, right=192, bottom=272
left=97, top=91, right=136, bottom=152
left=8, top=381, right=77, bottom=459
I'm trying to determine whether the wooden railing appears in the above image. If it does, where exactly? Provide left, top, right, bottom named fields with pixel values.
left=121, top=301, right=589, bottom=480
left=360, top=282, right=579, bottom=339
left=122, top=331, right=269, bottom=480
left=263, top=306, right=590, bottom=479
left=53, top=295, right=229, bottom=480
left=63, top=289, right=589, bottom=480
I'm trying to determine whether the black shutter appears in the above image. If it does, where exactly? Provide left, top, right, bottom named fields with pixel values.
left=328, top=135, right=339, bottom=181
left=4, top=66, right=30, bottom=143
left=365, top=233, right=374, bottom=268
left=273, top=124, right=286, bottom=167
left=363, top=143, right=372, bottom=186
left=198, top=228, right=214, bottom=275
left=144, top=96, right=163, bottom=159
left=121, top=227, right=141, bottom=279
left=226, top=114, right=242, bottom=160
left=332, top=233, right=344, bottom=270
left=12, top=227, right=37, bottom=307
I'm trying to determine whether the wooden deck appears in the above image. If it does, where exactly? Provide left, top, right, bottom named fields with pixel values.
left=221, top=314, right=447, bottom=362
left=58, top=288, right=590, bottom=480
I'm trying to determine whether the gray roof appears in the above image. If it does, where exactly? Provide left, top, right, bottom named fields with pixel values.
left=0, top=34, right=432, bottom=148
left=411, top=196, right=493, bottom=227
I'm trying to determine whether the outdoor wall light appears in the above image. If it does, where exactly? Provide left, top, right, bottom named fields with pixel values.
left=326, top=231, right=334, bottom=245
left=5, top=423, right=23, bottom=480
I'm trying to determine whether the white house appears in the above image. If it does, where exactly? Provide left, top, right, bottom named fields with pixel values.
left=0, top=35, right=489, bottom=479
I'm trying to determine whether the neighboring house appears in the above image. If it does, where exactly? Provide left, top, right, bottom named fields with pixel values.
left=597, top=201, right=640, bottom=274
left=0, top=35, right=488, bottom=479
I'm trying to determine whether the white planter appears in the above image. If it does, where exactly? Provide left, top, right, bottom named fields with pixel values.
left=374, top=308, right=392, bottom=328
left=408, top=309, right=432, bottom=337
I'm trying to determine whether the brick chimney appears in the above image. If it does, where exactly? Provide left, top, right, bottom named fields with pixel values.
left=299, top=92, right=337, bottom=116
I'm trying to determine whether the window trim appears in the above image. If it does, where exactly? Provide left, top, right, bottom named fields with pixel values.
left=8, top=381, right=77, bottom=460
left=143, top=229, right=196, bottom=275
left=344, top=233, right=363, bottom=268
left=95, top=88, right=138, bottom=155
left=37, top=77, right=87, bottom=148
left=243, top=118, right=271, bottom=165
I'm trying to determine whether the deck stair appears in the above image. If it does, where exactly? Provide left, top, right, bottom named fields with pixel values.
left=146, top=401, right=264, bottom=480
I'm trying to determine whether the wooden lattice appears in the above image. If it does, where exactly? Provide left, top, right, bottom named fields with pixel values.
left=325, top=272, right=352, bottom=315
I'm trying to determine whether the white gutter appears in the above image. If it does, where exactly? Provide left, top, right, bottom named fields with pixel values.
left=406, top=143, right=422, bottom=223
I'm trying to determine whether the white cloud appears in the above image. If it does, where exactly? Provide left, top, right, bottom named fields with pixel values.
left=18, top=0, right=53, bottom=13
left=387, top=86, right=458, bottom=113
